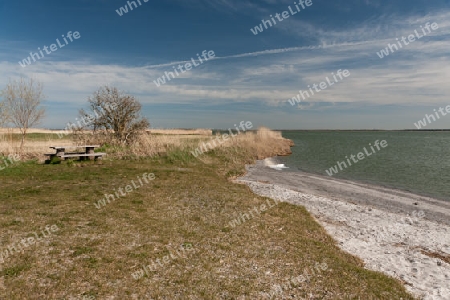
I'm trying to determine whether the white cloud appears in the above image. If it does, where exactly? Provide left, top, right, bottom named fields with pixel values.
left=1, top=10, right=449, bottom=113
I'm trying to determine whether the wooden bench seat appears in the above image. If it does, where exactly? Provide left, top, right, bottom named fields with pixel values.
left=61, top=153, right=106, bottom=158
left=45, top=152, right=106, bottom=161
left=44, top=152, right=86, bottom=156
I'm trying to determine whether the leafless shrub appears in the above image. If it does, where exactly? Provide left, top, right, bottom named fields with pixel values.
left=77, top=86, right=150, bottom=145
left=1, top=78, right=45, bottom=150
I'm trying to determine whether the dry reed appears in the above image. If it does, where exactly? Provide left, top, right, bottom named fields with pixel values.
left=0, top=127, right=292, bottom=162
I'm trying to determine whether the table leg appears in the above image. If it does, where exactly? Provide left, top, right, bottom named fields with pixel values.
left=56, top=148, right=65, bottom=161
left=86, top=147, right=95, bottom=161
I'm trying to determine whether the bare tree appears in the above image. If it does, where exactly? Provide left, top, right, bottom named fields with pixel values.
left=1, top=78, right=45, bottom=149
left=0, top=101, right=9, bottom=127
left=78, top=86, right=149, bottom=144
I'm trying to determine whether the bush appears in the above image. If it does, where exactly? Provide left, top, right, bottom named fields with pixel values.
left=48, top=156, right=61, bottom=165
left=77, top=86, right=150, bottom=145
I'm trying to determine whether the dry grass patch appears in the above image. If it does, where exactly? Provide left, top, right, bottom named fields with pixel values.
left=0, top=132, right=72, bottom=160
left=146, top=129, right=212, bottom=135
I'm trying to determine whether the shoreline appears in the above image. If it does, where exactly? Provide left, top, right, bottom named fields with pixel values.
left=294, top=164, right=450, bottom=203
left=237, top=158, right=450, bottom=300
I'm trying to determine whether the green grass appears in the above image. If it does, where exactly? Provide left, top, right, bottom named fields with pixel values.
left=0, top=146, right=417, bottom=299
left=0, top=264, right=31, bottom=278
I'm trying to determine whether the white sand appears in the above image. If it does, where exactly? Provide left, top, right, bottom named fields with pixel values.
left=238, top=159, right=450, bottom=300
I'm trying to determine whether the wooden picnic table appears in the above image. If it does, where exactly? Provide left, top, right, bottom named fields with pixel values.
left=46, top=145, right=106, bottom=161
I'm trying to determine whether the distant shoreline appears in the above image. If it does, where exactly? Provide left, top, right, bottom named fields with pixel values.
left=279, top=129, right=450, bottom=131
left=0, top=128, right=213, bottom=136
left=2, top=127, right=450, bottom=133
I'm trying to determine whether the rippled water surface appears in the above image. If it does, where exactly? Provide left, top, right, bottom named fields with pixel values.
left=278, top=131, right=450, bottom=201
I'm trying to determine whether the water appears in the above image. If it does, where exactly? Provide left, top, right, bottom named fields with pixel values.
left=277, top=131, right=450, bottom=201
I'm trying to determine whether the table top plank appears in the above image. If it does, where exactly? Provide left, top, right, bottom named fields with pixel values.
left=49, top=145, right=100, bottom=149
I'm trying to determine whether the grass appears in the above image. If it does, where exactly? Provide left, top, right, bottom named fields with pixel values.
left=0, top=130, right=417, bottom=299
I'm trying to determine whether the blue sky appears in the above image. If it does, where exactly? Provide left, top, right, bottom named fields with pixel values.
left=1, top=0, right=450, bottom=129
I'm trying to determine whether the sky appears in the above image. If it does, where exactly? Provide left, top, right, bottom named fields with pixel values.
left=0, top=0, right=450, bottom=130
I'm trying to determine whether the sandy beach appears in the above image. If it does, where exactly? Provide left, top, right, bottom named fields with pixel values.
left=238, top=158, right=450, bottom=300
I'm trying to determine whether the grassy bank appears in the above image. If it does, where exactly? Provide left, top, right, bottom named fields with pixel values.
left=0, top=130, right=416, bottom=299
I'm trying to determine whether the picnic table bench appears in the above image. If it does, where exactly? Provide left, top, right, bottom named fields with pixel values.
left=45, top=145, right=106, bottom=161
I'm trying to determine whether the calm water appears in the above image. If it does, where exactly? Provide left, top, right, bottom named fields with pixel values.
left=278, top=131, right=450, bottom=201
